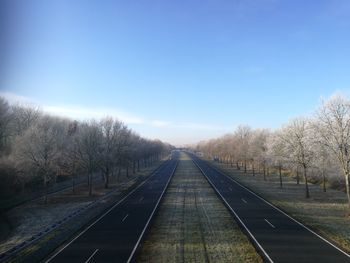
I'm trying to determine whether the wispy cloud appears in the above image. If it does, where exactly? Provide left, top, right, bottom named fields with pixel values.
left=174, top=122, right=228, bottom=131
left=43, top=105, right=145, bottom=124
left=148, top=119, right=230, bottom=131
left=150, top=120, right=172, bottom=127
left=0, top=91, right=145, bottom=124
left=0, top=91, right=35, bottom=105
left=0, top=91, right=231, bottom=134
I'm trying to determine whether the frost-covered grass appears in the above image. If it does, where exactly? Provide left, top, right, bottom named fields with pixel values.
left=0, top=200, right=89, bottom=254
left=212, top=161, right=350, bottom=253
left=138, top=153, right=262, bottom=263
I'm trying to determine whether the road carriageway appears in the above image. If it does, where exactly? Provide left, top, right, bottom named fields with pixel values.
left=45, top=152, right=179, bottom=263
left=191, top=154, right=350, bottom=263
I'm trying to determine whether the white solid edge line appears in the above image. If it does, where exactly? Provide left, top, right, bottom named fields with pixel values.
left=45, top=160, right=170, bottom=263
left=241, top=198, right=248, bottom=204
left=192, top=159, right=274, bottom=263
left=264, top=219, right=276, bottom=229
left=208, top=161, right=350, bottom=258
left=126, top=160, right=178, bottom=263
left=84, top=249, right=99, bottom=263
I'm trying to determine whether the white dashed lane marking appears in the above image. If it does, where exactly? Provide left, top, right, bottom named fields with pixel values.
left=122, top=214, right=129, bottom=222
left=264, top=219, right=276, bottom=229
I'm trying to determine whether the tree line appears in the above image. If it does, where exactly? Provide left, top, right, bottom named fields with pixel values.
left=194, top=94, right=350, bottom=212
left=0, top=97, right=172, bottom=200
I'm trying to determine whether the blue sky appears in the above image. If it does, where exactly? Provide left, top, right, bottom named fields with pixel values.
left=1, top=0, right=350, bottom=145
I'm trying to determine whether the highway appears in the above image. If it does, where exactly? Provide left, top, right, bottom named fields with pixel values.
left=45, top=152, right=178, bottom=263
left=191, top=154, right=350, bottom=263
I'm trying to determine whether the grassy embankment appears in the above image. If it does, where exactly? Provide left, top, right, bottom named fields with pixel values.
left=138, top=153, right=262, bottom=263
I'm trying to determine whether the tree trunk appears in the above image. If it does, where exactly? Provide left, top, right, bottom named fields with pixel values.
left=104, top=166, right=109, bottom=189
left=105, top=173, right=109, bottom=189
left=252, top=163, right=255, bottom=176
left=296, top=166, right=300, bottom=185
left=345, top=172, right=350, bottom=213
left=322, top=169, right=326, bottom=192
left=304, top=166, right=310, bottom=198
left=88, top=171, right=93, bottom=196
left=263, top=163, right=266, bottom=181
left=133, top=161, right=136, bottom=174
left=279, top=165, right=283, bottom=188
left=137, top=160, right=140, bottom=172
left=236, top=162, right=240, bottom=170
left=244, top=160, right=247, bottom=173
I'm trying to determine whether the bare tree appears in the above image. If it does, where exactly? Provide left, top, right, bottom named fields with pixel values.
left=112, top=123, right=131, bottom=181
left=128, top=133, right=142, bottom=174
left=267, top=132, right=286, bottom=188
left=226, top=135, right=238, bottom=168
left=98, top=118, right=129, bottom=188
left=75, top=120, right=102, bottom=196
left=234, top=125, right=252, bottom=173
left=313, top=142, right=332, bottom=192
left=249, top=129, right=270, bottom=177
left=14, top=115, right=63, bottom=203
left=0, top=96, right=173, bottom=201
left=279, top=118, right=315, bottom=198
left=314, top=95, right=350, bottom=211
left=59, top=120, right=80, bottom=192
left=11, top=103, right=41, bottom=136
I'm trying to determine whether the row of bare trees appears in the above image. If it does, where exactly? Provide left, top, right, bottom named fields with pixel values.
left=0, top=97, right=172, bottom=200
left=195, top=95, right=350, bottom=212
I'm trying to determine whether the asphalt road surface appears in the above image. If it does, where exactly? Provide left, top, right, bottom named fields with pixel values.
left=191, top=154, right=350, bottom=263
left=46, top=152, right=179, bottom=263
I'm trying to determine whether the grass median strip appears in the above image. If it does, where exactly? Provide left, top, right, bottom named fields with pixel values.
left=137, top=153, right=262, bottom=263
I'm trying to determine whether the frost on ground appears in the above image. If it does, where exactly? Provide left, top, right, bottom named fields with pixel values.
left=0, top=200, right=90, bottom=254
left=138, top=153, right=262, bottom=263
